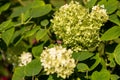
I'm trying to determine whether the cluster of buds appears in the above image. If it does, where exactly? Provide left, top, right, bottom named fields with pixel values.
left=40, top=45, right=76, bottom=79
left=51, top=1, right=108, bottom=52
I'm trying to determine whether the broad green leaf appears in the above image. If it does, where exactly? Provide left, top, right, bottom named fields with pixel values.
left=113, top=44, right=120, bottom=65
left=105, top=0, right=118, bottom=14
left=0, top=3, right=11, bottom=14
left=101, top=26, right=120, bottom=41
left=111, top=74, right=119, bottom=80
left=12, top=67, right=25, bottom=80
left=77, top=63, right=89, bottom=72
left=30, top=4, right=52, bottom=18
left=116, top=10, right=120, bottom=17
left=1, top=28, right=15, bottom=46
left=10, top=6, right=29, bottom=18
left=36, top=29, right=48, bottom=41
left=24, top=26, right=40, bottom=38
left=32, top=43, right=43, bottom=58
left=50, top=0, right=65, bottom=8
left=22, top=10, right=30, bottom=22
left=41, top=19, right=49, bottom=26
left=72, top=51, right=94, bottom=61
left=24, top=59, right=42, bottom=76
left=86, top=0, right=97, bottom=8
left=91, top=69, right=110, bottom=80
left=11, top=27, right=27, bottom=43
left=98, top=0, right=118, bottom=14
left=109, top=14, right=120, bottom=26
left=0, top=20, right=13, bottom=31
left=30, top=0, right=45, bottom=8
left=89, top=53, right=101, bottom=71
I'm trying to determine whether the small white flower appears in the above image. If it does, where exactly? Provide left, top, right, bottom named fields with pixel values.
left=40, top=45, right=76, bottom=79
left=18, top=52, right=32, bottom=66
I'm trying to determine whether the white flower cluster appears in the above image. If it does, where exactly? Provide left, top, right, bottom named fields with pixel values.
left=51, top=1, right=108, bottom=52
left=40, top=45, right=76, bottom=79
left=18, top=52, right=32, bottom=66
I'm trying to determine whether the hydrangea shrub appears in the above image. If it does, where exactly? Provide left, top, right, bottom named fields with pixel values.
left=0, top=0, right=120, bottom=80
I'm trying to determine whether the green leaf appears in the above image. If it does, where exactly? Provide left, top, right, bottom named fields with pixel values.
left=72, top=51, right=94, bottom=61
left=30, top=4, right=52, bottom=18
left=0, top=3, right=11, bottom=14
left=111, top=74, right=119, bottom=80
left=30, top=0, right=45, bottom=8
left=24, top=59, right=42, bottom=76
left=32, top=43, right=43, bottom=58
left=113, top=44, right=120, bottom=65
left=12, top=67, right=25, bottom=80
left=24, top=26, right=40, bottom=38
left=11, top=27, right=27, bottom=43
left=48, top=75, right=54, bottom=80
left=116, top=10, right=120, bottom=17
left=41, top=19, right=49, bottom=26
left=101, top=26, right=120, bottom=41
left=77, top=63, right=89, bottom=72
left=89, top=53, right=101, bottom=71
left=108, top=53, right=116, bottom=67
left=86, top=0, right=97, bottom=8
left=91, top=69, right=110, bottom=80
left=36, top=29, right=48, bottom=41
left=109, top=14, right=120, bottom=26
left=1, top=28, right=15, bottom=46
left=0, top=20, right=13, bottom=31
left=105, top=0, right=118, bottom=14
left=10, top=6, right=29, bottom=18
left=98, top=0, right=118, bottom=14
left=50, top=0, right=65, bottom=8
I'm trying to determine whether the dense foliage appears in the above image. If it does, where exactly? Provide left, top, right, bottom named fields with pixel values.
left=0, top=0, right=120, bottom=80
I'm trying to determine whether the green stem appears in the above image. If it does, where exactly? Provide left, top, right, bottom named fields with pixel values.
left=21, top=13, right=24, bottom=24
left=17, top=0, right=25, bottom=6
left=32, top=76, right=34, bottom=80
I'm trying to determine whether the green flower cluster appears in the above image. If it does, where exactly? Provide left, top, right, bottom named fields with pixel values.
left=40, top=45, right=76, bottom=79
left=51, top=1, right=108, bottom=51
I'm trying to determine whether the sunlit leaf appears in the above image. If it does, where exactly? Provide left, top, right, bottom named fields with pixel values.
left=91, top=69, right=110, bottom=80
left=0, top=3, right=11, bottom=14
left=41, top=19, right=49, bottom=26
left=36, top=29, right=48, bottom=41
left=1, top=28, right=15, bottom=46
left=0, top=20, right=13, bottom=31
left=114, top=44, right=120, bottom=65
left=111, top=74, right=119, bottom=80
left=77, top=63, right=89, bottom=72
left=101, top=26, right=120, bottom=41
left=109, top=14, right=120, bottom=26
left=116, top=10, right=120, bottom=17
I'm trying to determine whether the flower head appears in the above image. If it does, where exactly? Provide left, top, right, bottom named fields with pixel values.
left=40, top=45, right=76, bottom=79
left=51, top=1, right=108, bottom=52
left=18, top=52, right=32, bottom=66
